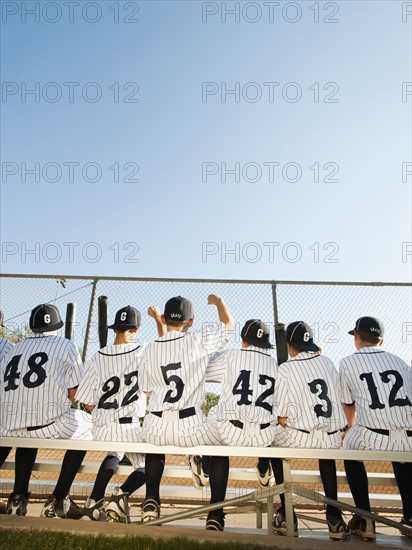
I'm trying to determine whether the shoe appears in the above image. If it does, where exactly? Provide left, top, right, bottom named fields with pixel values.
left=41, top=495, right=83, bottom=519
left=327, top=515, right=350, bottom=541
left=256, top=462, right=275, bottom=488
left=272, top=507, right=298, bottom=537
left=6, top=493, right=29, bottom=516
left=206, top=513, right=224, bottom=531
left=81, top=498, right=106, bottom=521
left=348, top=514, right=376, bottom=541
left=189, top=455, right=209, bottom=489
left=400, top=517, right=412, bottom=538
left=141, top=498, right=160, bottom=522
left=106, top=488, right=130, bottom=524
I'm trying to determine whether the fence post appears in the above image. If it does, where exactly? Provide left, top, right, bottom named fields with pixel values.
left=82, top=279, right=98, bottom=362
left=271, top=282, right=279, bottom=325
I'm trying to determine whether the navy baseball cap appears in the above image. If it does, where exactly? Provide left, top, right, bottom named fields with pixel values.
left=348, top=317, right=384, bottom=337
left=241, top=319, right=274, bottom=349
left=30, top=304, right=64, bottom=333
left=286, top=321, right=320, bottom=352
left=108, top=306, right=141, bottom=330
left=164, top=296, right=194, bottom=321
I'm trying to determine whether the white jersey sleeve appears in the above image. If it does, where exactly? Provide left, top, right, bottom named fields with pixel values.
left=0, top=338, right=14, bottom=363
left=205, top=351, right=227, bottom=382
left=200, top=322, right=227, bottom=354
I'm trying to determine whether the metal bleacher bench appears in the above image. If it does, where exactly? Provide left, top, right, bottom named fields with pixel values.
left=1, top=436, right=411, bottom=538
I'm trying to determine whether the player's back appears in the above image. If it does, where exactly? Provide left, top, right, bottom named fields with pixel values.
left=77, top=342, right=147, bottom=426
left=140, top=329, right=221, bottom=412
left=208, top=347, right=277, bottom=423
left=0, top=334, right=82, bottom=430
left=340, top=347, right=412, bottom=430
left=277, top=352, right=346, bottom=432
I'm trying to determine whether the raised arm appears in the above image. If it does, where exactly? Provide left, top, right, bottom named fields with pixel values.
left=207, top=294, right=234, bottom=331
left=148, top=306, right=166, bottom=337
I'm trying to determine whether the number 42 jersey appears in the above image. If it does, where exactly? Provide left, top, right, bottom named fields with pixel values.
left=0, top=334, right=84, bottom=430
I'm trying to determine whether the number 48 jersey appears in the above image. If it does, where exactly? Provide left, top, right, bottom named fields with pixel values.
left=0, top=334, right=84, bottom=430
left=339, top=347, right=412, bottom=431
left=276, top=352, right=347, bottom=433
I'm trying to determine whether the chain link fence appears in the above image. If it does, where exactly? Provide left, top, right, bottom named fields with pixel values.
left=1, top=274, right=411, bottom=502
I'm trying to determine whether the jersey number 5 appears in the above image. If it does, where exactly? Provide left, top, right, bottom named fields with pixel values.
left=161, top=362, right=185, bottom=404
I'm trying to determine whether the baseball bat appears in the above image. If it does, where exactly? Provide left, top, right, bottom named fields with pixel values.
left=275, top=322, right=288, bottom=366
left=65, top=302, right=76, bottom=340
left=98, top=295, right=108, bottom=348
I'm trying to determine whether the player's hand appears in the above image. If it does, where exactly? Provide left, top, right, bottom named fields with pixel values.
left=148, top=306, right=162, bottom=320
left=207, top=294, right=222, bottom=306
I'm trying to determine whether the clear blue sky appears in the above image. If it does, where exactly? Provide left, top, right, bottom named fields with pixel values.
left=1, top=0, right=411, bottom=282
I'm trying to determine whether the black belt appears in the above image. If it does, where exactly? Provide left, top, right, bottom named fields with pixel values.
left=297, top=428, right=338, bottom=435
left=151, top=407, right=196, bottom=420
left=27, top=421, right=55, bottom=432
left=119, top=417, right=133, bottom=424
left=366, top=427, right=412, bottom=437
left=230, top=420, right=271, bottom=430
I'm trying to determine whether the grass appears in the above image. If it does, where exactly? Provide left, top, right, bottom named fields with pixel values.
left=0, top=529, right=274, bottom=550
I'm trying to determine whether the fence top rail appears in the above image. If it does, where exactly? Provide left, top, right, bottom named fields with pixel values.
left=0, top=273, right=410, bottom=287
left=1, top=437, right=410, bottom=463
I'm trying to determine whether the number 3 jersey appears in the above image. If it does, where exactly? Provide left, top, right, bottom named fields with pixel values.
left=275, top=351, right=346, bottom=432
left=139, top=324, right=227, bottom=413
left=339, top=347, right=412, bottom=431
left=0, top=334, right=84, bottom=430
left=75, top=343, right=147, bottom=426
left=206, top=346, right=278, bottom=424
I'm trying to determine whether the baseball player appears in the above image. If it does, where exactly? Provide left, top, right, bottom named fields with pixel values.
left=340, top=317, right=412, bottom=541
left=271, top=321, right=349, bottom=540
left=75, top=305, right=165, bottom=523
left=0, top=310, right=15, bottom=514
left=138, top=294, right=233, bottom=522
left=0, top=303, right=92, bottom=518
left=199, top=319, right=278, bottom=531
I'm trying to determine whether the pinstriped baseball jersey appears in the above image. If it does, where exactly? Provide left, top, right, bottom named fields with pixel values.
left=0, top=338, right=13, bottom=363
left=206, top=346, right=277, bottom=423
left=339, top=347, right=412, bottom=431
left=0, top=334, right=83, bottom=430
left=139, top=323, right=226, bottom=412
left=75, top=343, right=147, bottom=426
left=275, top=351, right=346, bottom=432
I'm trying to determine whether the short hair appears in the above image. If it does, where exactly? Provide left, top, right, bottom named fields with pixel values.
left=357, top=331, right=381, bottom=345
left=166, top=318, right=190, bottom=328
